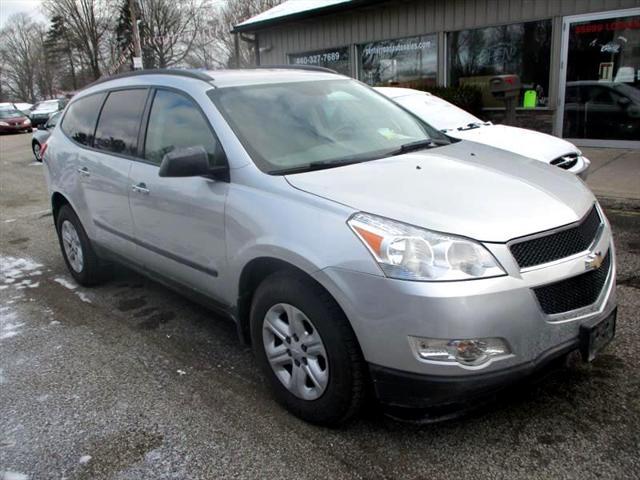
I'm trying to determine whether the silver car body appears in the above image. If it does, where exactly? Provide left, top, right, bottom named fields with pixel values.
left=43, top=70, right=615, bottom=407
left=376, top=87, right=591, bottom=179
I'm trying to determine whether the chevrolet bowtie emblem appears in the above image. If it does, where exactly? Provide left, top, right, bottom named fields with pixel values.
left=585, top=251, right=604, bottom=270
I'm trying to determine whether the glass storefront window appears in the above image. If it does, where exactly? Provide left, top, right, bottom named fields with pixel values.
left=448, top=20, right=552, bottom=108
left=288, top=47, right=351, bottom=76
left=358, top=35, right=437, bottom=89
left=562, top=14, right=640, bottom=141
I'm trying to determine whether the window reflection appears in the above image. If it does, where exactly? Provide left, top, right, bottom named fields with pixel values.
left=359, top=35, right=437, bottom=89
left=448, top=20, right=551, bottom=108
left=563, top=15, right=640, bottom=140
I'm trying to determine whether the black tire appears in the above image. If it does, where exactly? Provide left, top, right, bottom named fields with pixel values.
left=32, top=141, right=42, bottom=162
left=56, top=205, right=104, bottom=286
left=250, top=270, right=366, bottom=426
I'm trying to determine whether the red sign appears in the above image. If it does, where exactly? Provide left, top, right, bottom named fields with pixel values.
left=575, top=18, right=640, bottom=35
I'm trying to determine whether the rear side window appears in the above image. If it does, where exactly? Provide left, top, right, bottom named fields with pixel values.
left=94, top=89, right=148, bottom=156
left=60, top=93, right=105, bottom=146
left=144, top=89, right=224, bottom=166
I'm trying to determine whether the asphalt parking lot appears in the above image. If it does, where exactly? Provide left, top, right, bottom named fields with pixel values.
left=1, top=132, right=639, bottom=480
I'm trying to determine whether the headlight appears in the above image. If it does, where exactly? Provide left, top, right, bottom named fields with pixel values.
left=347, top=212, right=505, bottom=281
left=23, top=118, right=31, bottom=125
left=0, top=121, right=9, bottom=126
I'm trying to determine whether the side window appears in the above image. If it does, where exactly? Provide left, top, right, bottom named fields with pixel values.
left=144, top=90, right=224, bottom=166
left=94, top=89, right=148, bottom=156
left=46, top=112, right=61, bottom=128
left=60, top=93, right=105, bottom=146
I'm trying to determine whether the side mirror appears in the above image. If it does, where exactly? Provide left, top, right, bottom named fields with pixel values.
left=617, top=96, right=631, bottom=108
left=158, top=146, right=228, bottom=180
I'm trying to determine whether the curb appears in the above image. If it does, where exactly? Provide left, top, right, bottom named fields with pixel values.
left=596, top=195, right=640, bottom=212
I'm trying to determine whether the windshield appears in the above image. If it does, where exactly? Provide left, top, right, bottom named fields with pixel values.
left=34, top=100, right=59, bottom=111
left=393, top=93, right=483, bottom=131
left=0, top=109, right=23, bottom=119
left=209, top=79, right=448, bottom=174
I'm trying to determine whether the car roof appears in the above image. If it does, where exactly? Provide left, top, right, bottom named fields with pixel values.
left=79, top=67, right=344, bottom=98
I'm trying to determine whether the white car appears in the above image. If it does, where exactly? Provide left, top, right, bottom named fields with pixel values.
left=376, top=87, right=590, bottom=179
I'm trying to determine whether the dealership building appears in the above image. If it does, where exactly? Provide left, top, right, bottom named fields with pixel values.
left=234, top=0, right=640, bottom=148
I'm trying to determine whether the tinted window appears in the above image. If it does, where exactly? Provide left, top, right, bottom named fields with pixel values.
left=144, top=90, right=223, bottom=166
left=61, top=93, right=105, bottom=146
left=359, top=35, right=438, bottom=89
left=94, top=89, right=148, bottom=156
left=448, top=20, right=552, bottom=108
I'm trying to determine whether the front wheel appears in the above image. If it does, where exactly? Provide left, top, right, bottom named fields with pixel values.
left=250, top=271, right=366, bottom=426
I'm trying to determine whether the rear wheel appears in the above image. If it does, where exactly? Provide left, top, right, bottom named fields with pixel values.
left=56, top=205, right=104, bottom=286
left=32, top=142, right=42, bottom=162
left=250, top=271, right=366, bottom=426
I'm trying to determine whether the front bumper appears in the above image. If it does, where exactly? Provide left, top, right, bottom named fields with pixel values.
left=312, top=213, right=615, bottom=408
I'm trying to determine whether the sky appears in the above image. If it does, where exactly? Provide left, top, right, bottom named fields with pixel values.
left=0, top=0, right=46, bottom=28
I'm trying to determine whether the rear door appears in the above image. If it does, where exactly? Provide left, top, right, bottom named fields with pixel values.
left=77, top=88, right=149, bottom=259
left=128, top=88, right=228, bottom=300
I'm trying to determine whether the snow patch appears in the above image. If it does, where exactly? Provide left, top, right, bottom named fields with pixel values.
left=177, top=369, right=186, bottom=376
left=53, top=277, right=77, bottom=290
left=0, top=307, right=25, bottom=341
left=75, top=291, right=92, bottom=303
left=78, top=455, right=91, bottom=464
left=3, top=219, right=16, bottom=223
left=1, top=471, right=29, bottom=480
left=1, top=256, right=43, bottom=288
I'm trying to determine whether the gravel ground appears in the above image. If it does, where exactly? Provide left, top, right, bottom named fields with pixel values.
left=1, top=132, right=639, bottom=480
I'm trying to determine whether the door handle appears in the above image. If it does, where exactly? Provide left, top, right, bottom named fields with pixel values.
left=132, top=182, right=150, bottom=195
left=77, top=166, right=90, bottom=177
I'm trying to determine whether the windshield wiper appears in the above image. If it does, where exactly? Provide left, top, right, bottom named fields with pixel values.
left=389, top=139, right=437, bottom=156
left=273, top=158, right=366, bottom=175
left=457, top=122, right=489, bottom=131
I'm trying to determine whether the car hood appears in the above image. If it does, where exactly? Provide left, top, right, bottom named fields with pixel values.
left=285, top=140, right=594, bottom=242
left=451, top=124, right=578, bottom=163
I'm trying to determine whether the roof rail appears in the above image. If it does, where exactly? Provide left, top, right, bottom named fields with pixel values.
left=88, top=68, right=213, bottom=88
left=253, top=65, right=339, bottom=74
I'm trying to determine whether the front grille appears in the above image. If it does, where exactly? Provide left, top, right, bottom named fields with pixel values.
left=510, top=206, right=601, bottom=269
left=533, top=250, right=611, bottom=315
left=551, top=153, right=579, bottom=170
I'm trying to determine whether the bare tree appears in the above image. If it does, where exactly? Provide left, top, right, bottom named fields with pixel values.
left=43, top=0, right=113, bottom=80
left=0, top=13, right=43, bottom=102
left=138, top=0, right=204, bottom=68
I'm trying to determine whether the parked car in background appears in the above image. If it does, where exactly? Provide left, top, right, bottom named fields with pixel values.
left=376, top=87, right=591, bottom=179
left=32, top=111, right=61, bottom=161
left=0, top=102, right=33, bottom=116
left=563, top=81, right=640, bottom=141
left=44, top=69, right=615, bottom=425
left=0, top=108, right=31, bottom=134
left=29, top=99, right=66, bottom=128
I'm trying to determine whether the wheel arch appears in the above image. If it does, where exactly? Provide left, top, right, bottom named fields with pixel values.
left=51, top=191, right=71, bottom=225
left=236, top=256, right=350, bottom=347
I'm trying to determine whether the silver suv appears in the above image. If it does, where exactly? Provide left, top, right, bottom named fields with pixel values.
left=43, top=68, right=616, bottom=425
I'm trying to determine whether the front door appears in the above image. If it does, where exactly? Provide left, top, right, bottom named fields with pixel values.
left=557, top=8, right=640, bottom=147
left=129, top=88, right=228, bottom=300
